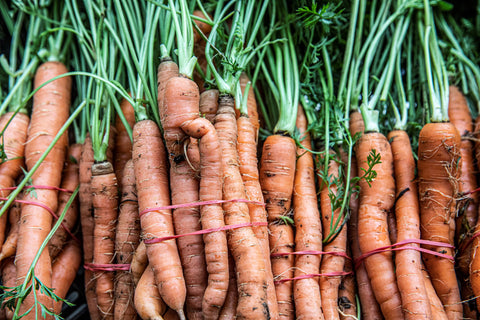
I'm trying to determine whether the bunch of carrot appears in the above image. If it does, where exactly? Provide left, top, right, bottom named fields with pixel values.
left=4, top=0, right=480, bottom=320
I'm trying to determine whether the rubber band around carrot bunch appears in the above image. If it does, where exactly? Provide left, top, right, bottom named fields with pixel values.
left=0, top=185, right=74, bottom=193
left=144, top=221, right=268, bottom=244
left=139, top=198, right=265, bottom=217
left=354, top=238, right=455, bottom=269
left=271, top=249, right=351, bottom=259
left=0, top=196, right=80, bottom=244
left=84, top=263, right=131, bottom=272
left=274, top=271, right=353, bottom=284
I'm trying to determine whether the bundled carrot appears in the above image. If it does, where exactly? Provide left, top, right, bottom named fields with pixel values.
left=113, top=98, right=135, bottom=189
left=134, top=264, right=167, bottom=320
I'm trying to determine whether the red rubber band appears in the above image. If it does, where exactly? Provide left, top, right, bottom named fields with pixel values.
left=459, top=231, right=480, bottom=252
left=84, top=263, right=131, bottom=272
left=0, top=185, right=74, bottom=193
left=144, top=221, right=268, bottom=244
left=271, top=250, right=351, bottom=260
left=274, top=271, right=352, bottom=284
left=139, top=199, right=265, bottom=217
left=354, top=238, right=454, bottom=269
left=0, top=197, right=80, bottom=244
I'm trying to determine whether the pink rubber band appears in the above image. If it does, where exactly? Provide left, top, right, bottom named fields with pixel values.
left=139, top=199, right=265, bottom=217
left=0, top=185, right=74, bottom=193
left=271, top=250, right=351, bottom=259
left=84, top=263, right=131, bottom=272
left=354, top=238, right=454, bottom=268
left=144, top=221, right=268, bottom=244
left=274, top=271, right=352, bottom=284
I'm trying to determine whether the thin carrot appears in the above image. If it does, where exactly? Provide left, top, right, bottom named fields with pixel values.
left=421, top=267, right=448, bottom=320
left=16, top=60, right=71, bottom=318
left=292, top=105, right=322, bottom=319
left=51, top=240, right=82, bottom=315
left=91, top=161, right=118, bottom=319
left=114, top=159, right=140, bottom=320
left=48, top=143, right=81, bottom=260
left=199, top=89, right=219, bottom=123
left=132, top=119, right=186, bottom=319
left=131, top=241, right=148, bottom=286
left=0, top=197, right=21, bottom=262
left=1, top=258, right=16, bottom=320
left=134, top=264, right=167, bottom=320
left=219, top=254, right=238, bottom=320
left=114, top=98, right=135, bottom=189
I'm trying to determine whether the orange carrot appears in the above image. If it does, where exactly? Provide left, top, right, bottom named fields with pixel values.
left=199, top=89, right=219, bottom=123
left=91, top=161, right=118, bottom=319
left=356, top=132, right=403, bottom=320
left=16, top=61, right=71, bottom=318
left=48, top=144, right=81, bottom=260
left=51, top=240, right=82, bottom=315
left=338, top=248, right=356, bottom=320
left=215, top=94, right=269, bottom=319
left=422, top=267, right=448, bottom=319
left=418, top=122, right=462, bottom=319
left=388, top=129, right=431, bottom=319
left=219, top=254, right=238, bottom=320
left=134, top=264, right=167, bottom=320
left=1, top=258, right=16, bottom=320
left=0, top=199, right=21, bottom=262
left=114, top=98, right=135, bottom=189
left=131, top=241, right=148, bottom=286
left=79, top=134, right=99, bottom=320
left=292, top=105, right=322, bottom=319
left=114, top=159, right=140, bottom=320
left=132, top=119, right=186, bottom=319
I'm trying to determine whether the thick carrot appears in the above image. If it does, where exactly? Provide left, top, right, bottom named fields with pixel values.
left=0, top=199, right=21, bottom=262
left=114, top=159, right=140, bottom=320
left=214, top=94, right=269, bottom=319
left=421, top=267, right=448, bottom=319
left=418, top=122, right=462, bottom=319
left=91, top=161, right=118, bottom=320
left=134, top=264, right=167, bottom=320
left=292, top=105, right=322, bottom=319
left=114, top=98, right=135, bottom=188
left=79, top=134, right=99, bottom=320
left=51, top=240, right=82, bottom=315
left=132, top=119, right=186, bottom=319
left=181, top=117, right=229, bottom=319
left=157, top=57, right=179, bottom=119
left=161, top=75, right=207, bottom=319
left=388, top=129, right=431, bottom=319
left=1, top=257, right=16, bottom=320
left=132, top=241, right=148, bottom=286
left=199, top=89, right=219, bottom=123
left=356, top=132, right=403, bottom=320
left=16, top=61, right=71, bottom=319
left=0, top=111, right=29, bottom=253
left=319, top=155, right=347, bottom=320
left=48, top=143, right=81, bottom=260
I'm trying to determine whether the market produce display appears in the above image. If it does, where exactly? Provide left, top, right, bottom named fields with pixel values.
left=2, top=0, right=480, bottom=319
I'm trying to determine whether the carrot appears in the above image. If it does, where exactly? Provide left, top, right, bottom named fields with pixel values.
left=16, top=61, right=71, bottom=319
left=356, top=132, right=403, bottom=320
left=319, top=154, right=347, bottom=320
left=161, top=73, right=207, bottom=319
left=0, top=111, right=29, bottom=253
left=292, top=105, right=322, bottom=319
left=418, top=122, right=462, bottom=319
left=338, top=248, right=356, bottom=320
left=219, top=254, right=238, bottom=320
left=79, top=134, right=99, bottom=320
left=91, top=161, right=118, bottom=320
left=114, top=98, right=135, bottom=189
left=1, top=258, right=16, bottom=320
left=157, top=57, right=179, bottom=119
left=236, top=88, right=277, bottom=317
left=181, top=116, right=229, bottom=319
left=0, top=199, right=21, bottom=262
left=239, top=73, right=260, bottom=136
left=215, top=94, right=269, bottom=319
left=51, top=240, right=82, bottom=315
left=131, top=241, right=148, bottom=286
left=132, top=119, right=186, bottom=319
left=134, top=264, right=167, bottom=320
left=199, top=89, right=219, bottom=123
left=114, top=159, right=140, bottom=320
left=421, top=267, right=448, bottom=320
left=48, top=143, right=81, bottom=260
left=388, top=129, right=432, bottom=319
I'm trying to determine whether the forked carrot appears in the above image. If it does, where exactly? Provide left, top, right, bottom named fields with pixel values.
left=131, top=241, right=148, bottom=286
left=134, top=264, right=167, bottom=320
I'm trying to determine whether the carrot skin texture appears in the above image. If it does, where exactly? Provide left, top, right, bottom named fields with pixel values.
left=215, top=94, right=269, bottom=319
left=422, top=267, right=448, bottom=319
left=338, top=248, right=357, bottom=320
left=292, top=105, right=323, bottom=320
left=162, top=76, right=206, bottom=319
left=51, top=241, right=82, bottom=315
left=181, top=117, right=229, bottom=319
left=134, top=265, right=167, bottom=320
left=132, top=120, right=186, bottom=317
left=114, top=98, right=135, bottom=190
left=16, top=61, right=71, bottom=319
left=49, top=144, right=81, bottom=260
left=132, top=241, right=148, bottom=286
left=356, top=132, right=404, bottom=320
left=114, top=160, right=140, bottom=320
left=219, top=253, right=238, bottom=319
left=418, top=122, right=462, bottom=319
left=388, top=130, right=432, bottom=319
left=92, top=162, right=118, bottom=320
left=0, top=199, right=21, bottom=262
